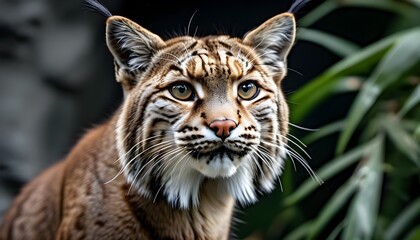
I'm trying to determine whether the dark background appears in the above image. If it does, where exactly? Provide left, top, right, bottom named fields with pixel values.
left=0, top=0, right=409, bottom=238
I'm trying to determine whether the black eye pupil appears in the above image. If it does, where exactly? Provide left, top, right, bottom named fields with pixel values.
left=178, top=85, right=186, bottom=93
left=241, top=83, right=254, bottom=93
left=173, top=85, right=187, bottom=94
left=242, top=83, right=253, bottom=92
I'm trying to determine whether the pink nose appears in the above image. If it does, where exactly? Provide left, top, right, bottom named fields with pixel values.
left=209, top=119, right=237, bottom=140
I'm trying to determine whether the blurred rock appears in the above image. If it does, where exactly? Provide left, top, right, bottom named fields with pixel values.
left=0, top=0, right=122, bottom=220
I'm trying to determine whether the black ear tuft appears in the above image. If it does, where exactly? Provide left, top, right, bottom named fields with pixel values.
left=288, top=0, right=311, bottom=14
left=84, top=0, right=112, bottom=18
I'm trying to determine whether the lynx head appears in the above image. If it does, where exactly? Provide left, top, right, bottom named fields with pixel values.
left=106, top=12, right=295, bottom=208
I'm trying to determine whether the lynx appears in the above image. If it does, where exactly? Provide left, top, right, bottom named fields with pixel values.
left=0, top=0, right=312, bottom=239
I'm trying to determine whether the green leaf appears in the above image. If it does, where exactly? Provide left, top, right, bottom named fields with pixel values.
left=283, top=221, right=312, bottom=240
left=339, top=0, right=420, bottom=17
left=299, top=0, right=420, bottom=28
left=336, top=28, right=420, bottom=154
left=326, top=220, right=345, bottom=240
left=302, top=120, right=344, bottom=145
left=305, top=179, right=358, bottom=240
left=401, top=119, right=419, bottom=133
left=290, top=28, right=401, bottom=123
left=415, top=124, right=420, bottom=142
left=342, top=135, right=384, bottom=240
left=382, top=116, right=420, bottom=167
left=385, top=198, right=420, bottom=240
left=284, top=140, right=375, bottom=207
left=299, top=0, right=339, bottom=27
left=298, top=28, right=360, bottom=57
left=398, top=84, right=420, bottom=117
left=404, top=227, right=420, bottom=240
left=406, top=0, right=420, bottom=9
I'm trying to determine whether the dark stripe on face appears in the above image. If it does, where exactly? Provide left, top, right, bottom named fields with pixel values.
left=197, top=55, right=208, bottom=78
left=186, top=41, right=198, bottom=52
left=168, top=64, right=184, bottom=75
left=125, top=89, right=161, bottom=158
left=255, top=109, right=274, bottom=118
left=124, top=98, right=142, bottom=162
left=149, top=118, right=171, bottom=129
left=178, top=134, right=204, bottom=141
left=260, top=85, right=275, bottom=94
left=158, top=96, right=183, bottom=106
left=217, top=40, right=233, bottom=50
left=151, top=109, right=179, bottom=119
left=239, top=134, right=257, bottom=139
left=252, top=95, right=271, bottom=106
left=178, top=125, right=196, bottom=133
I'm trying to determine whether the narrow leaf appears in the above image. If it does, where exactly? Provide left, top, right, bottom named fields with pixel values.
left=382, top=116, right=420, bottom=167
left=299, top=0, right=420, bottom=27
left=306, top=179, right=358, bottom=240
left=342, top=135, right=384, bottom=240
left=326, top=220, right=345, bottom=240
left=303, top=120, right=344, bottom=145
left=283, top=221, right=312, bottom=240
left=404, top=227, right=420, bottom=240
left=284, top=140, right=375, bottom=206
left=298, top=28, right=360, bottom=57
left=385, top=198, right=420, bottom=240
left=415, top=124, right=420, bottom=142
left=398, top=84, right=420, bottom=117
left=299, top=0, right=339, bottom=27
left=290, top=28, right=405, bottom=123
left=337, top=29, right=420, bottom=154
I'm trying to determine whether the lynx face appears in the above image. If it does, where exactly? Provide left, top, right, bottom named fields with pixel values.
left=108, top=14, right=295, bottom=208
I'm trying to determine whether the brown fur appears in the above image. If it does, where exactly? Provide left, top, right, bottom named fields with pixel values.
left=1, top=11, right=296, bottom=239
left=1, top=115, right=234, bottom=239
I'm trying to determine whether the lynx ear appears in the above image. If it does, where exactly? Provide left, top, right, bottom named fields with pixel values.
left=243, top=13, right=296, bottom=74
left=106, top=16, right=166, bottom=87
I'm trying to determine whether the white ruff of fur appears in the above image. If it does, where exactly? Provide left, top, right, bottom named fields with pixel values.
left=223, top=159, right=258, bottom=204
left=161, top=160, right=204, bottom=209
left=260, top=143, right=287, bottom=193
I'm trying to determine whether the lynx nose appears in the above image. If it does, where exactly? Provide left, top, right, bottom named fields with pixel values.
left=209, top=119, right=237, bottom=140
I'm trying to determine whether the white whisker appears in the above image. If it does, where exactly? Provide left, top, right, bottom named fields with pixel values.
left=186, top=11, right=198, bottom=36
left=106, top=137, right=173, bottom=185
left=153, top=148, right=187, bottom=203
left=108, top=139, right=174, bottom=184
left=126, top=143, right=177, bottom=194
left=286, top=148, right=323, bottom=185
left=287, top=133, right=307, bottom=147
left=288, top=67, right=303, bottom=76
left=289, top=122, right=319, bottom=132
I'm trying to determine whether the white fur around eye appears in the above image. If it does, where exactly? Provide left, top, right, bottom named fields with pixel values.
left=193, top=82, right=205, bottom=99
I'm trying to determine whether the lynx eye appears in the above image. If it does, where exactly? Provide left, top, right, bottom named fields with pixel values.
left=238, top=81, right=260, bottom=100
left=169, top=82, right=194, bottom=101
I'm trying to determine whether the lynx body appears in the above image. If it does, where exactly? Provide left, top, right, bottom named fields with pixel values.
left=1, top=3, right=298, bottom=239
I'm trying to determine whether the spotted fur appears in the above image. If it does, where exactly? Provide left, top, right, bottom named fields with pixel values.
left=2, top=3, right=301, bottom=239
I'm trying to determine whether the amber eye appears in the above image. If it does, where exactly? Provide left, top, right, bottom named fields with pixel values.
left=238, top=81, right=260, bottom=100
left=169, top=82, right=194, bottom=101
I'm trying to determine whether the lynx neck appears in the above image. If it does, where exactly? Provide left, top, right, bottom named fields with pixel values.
left=101, top=116, right=235, bottom=239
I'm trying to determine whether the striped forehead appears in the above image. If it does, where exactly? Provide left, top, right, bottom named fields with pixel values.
left=173, top=38, right=254, bottom=81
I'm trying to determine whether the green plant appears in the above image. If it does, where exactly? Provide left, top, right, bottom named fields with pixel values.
left=238, top=0, right=420, bottom=239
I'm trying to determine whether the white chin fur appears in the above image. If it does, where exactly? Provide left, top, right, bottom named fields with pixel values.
left=192, top=155, right=238, bottom=178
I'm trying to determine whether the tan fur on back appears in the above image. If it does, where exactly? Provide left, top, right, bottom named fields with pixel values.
left=1, top=5, right=298, bottom=239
